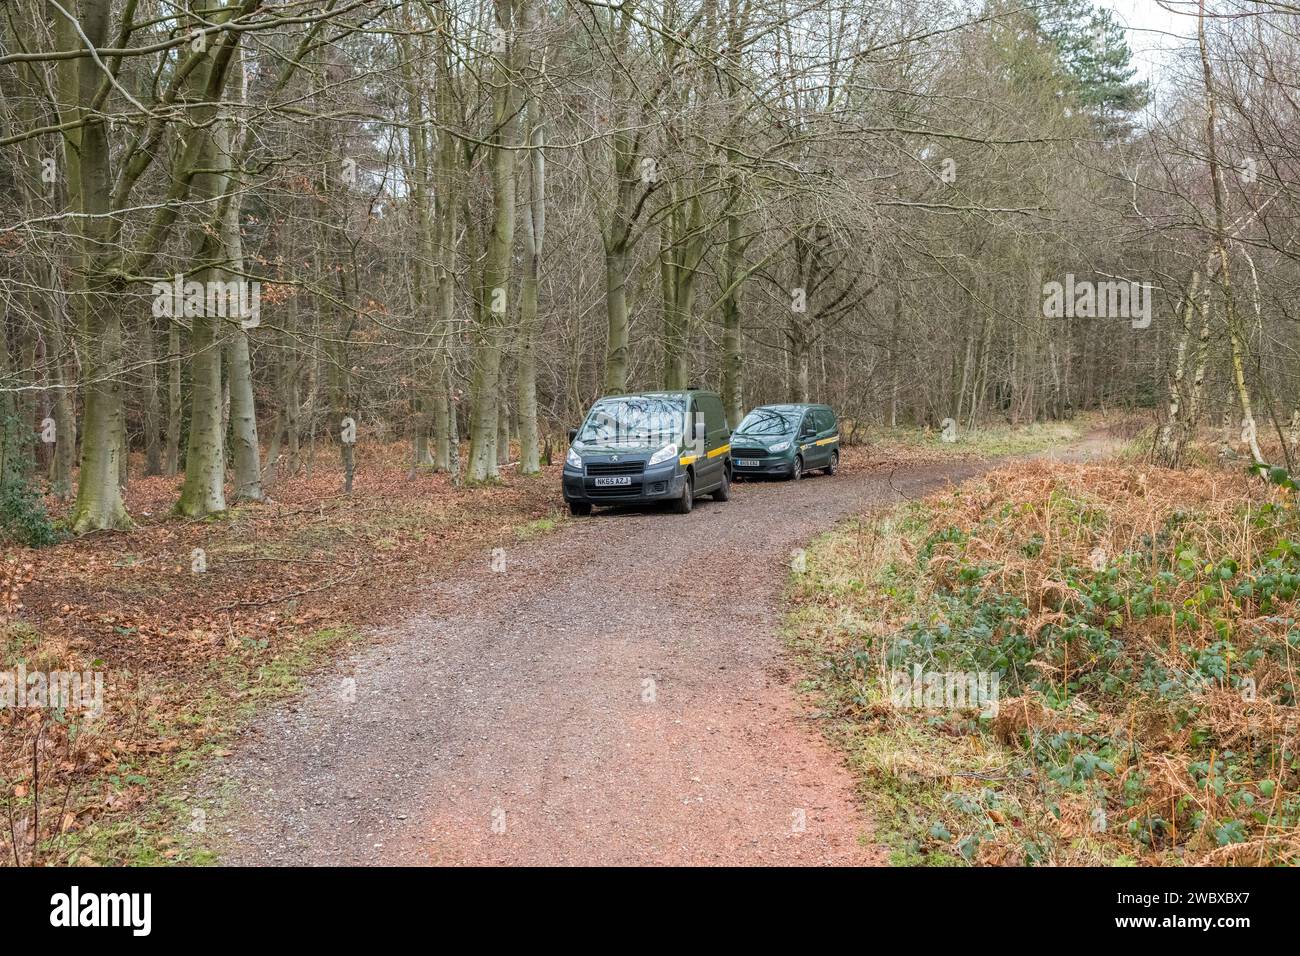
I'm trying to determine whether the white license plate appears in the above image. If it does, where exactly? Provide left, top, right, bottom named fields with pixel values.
left=736, top=459, right=761, bottom=468
left=593, top=476, right=632, bottom=487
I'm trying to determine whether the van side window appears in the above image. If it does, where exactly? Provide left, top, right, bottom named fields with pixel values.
left=817, top=409, right=836, bottom=432
left=698, top=394, right=724, bottom=431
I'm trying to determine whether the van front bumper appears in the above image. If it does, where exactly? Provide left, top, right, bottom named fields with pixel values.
left=731, top=455, right=795, bottom=476
left=562, top=462, right=685, bottom=505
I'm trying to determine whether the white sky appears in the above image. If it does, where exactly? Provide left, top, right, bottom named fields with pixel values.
left=1096, top=0, right=1199, bottom=88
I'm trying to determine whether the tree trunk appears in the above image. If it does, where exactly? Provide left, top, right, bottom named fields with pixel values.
left=595, top=6, right=640, bottom=396
left=47, top=308, right=77, bottom=498
left=497, top=375, right=512, bottom=466
left=176, top=67, right=232, bottom=516
left=432, top=10, right=460, bottom=476
left=227, top=322, right=261, bottom=500
left=165, top=321, right=182, bottom=476
left=719, top=165, right=745, bottom=427
left=517, top=99, right=545, bottom=475
left=603, top=243, right=630, bottom=394
left=659, top=192, right=704, bottom=390
left=1198, top=6, right=1264, bottom=467
left=466, top=0, right=527, bottom=482
left=177, top=299, right=226, bottom=515
left=400, top=32, right=438, bottom=473
left=117, top=389, right=129, bottom=488
left=65, top=0, right=129, bottom=532
left=223, top=55, right=262, bottom=502
left=143, top=318, right=163, bottom=476
left=795, top=333, right=811, bottom=403
left=1155, top=272, right=1202, bottom=468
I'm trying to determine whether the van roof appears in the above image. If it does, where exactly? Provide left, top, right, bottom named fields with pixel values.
left=750, top=403, right=832, bottom=412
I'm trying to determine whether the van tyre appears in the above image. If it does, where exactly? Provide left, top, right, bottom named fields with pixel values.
left=673, top=473, right=694, bottom=514
left=713, top=466, right=732, bottom=501
left=568, top=501, right=593, bottom=516
left=790, top=456, right=804, bottom=481
left=823, top=450, right=839, bottom=476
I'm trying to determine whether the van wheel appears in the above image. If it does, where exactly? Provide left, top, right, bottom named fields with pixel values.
left=823, top=451, right=839, bottom=476
left=790, top=456, right=804, bottom=481
left=713, top=467, right=732, bottom=501
left=568, top=501, right=593, bottom=516
left=673, top=473, right=694, bottom=514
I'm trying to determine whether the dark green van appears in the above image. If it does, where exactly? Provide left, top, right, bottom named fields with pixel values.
left=562, top=390, right=732, bottom=515
left=730, top=403, right=839, bottom=480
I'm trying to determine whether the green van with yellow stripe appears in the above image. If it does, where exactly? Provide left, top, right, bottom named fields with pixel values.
left=562, top=390, right=731, bottom=515
left=730, top=403, right=839, bottom=480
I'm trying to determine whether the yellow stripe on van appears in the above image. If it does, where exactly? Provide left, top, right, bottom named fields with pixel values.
left=680, top=443, right=729, bottom=466
left=815, top=434, right=839, bottom=446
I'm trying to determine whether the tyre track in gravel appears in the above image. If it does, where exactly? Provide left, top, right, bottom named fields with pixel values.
left=206, top=458, right=990, bottom=866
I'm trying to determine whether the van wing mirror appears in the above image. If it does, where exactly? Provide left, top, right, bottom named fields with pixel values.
left=693, top=420, right=706, bottom=443
left=567, top=428, right=578, bottom=443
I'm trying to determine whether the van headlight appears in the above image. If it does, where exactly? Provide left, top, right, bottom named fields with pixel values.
left=768, top=440, right=791, bottom=453
left=648, top=443, right=678, bottom=466
left=566, top=447, right=583, bottom=469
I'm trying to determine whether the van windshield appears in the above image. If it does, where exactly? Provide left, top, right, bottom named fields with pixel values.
left=736, top=408, right=796, bottom=436
left=577, top=396, right=685, bottom=446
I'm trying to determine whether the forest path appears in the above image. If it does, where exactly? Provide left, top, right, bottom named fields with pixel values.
left=206, top=447, right=1089, bottom=866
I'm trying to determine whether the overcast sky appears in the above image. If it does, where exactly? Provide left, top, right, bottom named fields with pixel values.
left=1095, top=0, right=1198, bottom=90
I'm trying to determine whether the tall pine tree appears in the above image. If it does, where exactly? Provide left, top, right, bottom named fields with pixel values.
left=1036, top=0, right=1149, bottom=138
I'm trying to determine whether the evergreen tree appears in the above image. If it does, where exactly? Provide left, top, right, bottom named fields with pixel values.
left=1036, top=0, right=1149, bottom=136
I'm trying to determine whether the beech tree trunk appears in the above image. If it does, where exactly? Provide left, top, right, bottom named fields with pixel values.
left=224, top=53, right=262, bottom=502
left=165, top=322, right=181, bottom=477
left=517, top=95, right=545, bottom=476
left=465, top=0, right=527, bottom=482
left=176, top=52, right=232, bottom=517
left=65, top=0, right=130, bottom=532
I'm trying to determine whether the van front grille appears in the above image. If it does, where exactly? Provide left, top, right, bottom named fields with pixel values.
left=586, top=460, right=646, bottom=476
left=732, top=447, right=768, bottom=459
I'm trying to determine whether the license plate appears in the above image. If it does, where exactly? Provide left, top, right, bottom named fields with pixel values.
left=736, top=459, right=761, bottom=468
left=593, top=476, right=631, bottom=487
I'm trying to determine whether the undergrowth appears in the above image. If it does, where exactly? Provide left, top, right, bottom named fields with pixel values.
left=789, top=461, right=1300, bottom=865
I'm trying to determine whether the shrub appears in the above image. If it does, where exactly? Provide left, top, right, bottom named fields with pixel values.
left=0, top=414, right=60, bottom=547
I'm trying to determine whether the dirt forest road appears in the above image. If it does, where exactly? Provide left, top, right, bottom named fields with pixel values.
left=207, top=456, right=994, bottom=866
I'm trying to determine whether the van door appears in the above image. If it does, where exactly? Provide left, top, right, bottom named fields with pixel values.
left=797, top=411, right=822, bottom=467
left=816, top=407, right=838, bottom=464
left=681, top=396, right=712, bottom=491
left=695, top=393, right=729, bottom=492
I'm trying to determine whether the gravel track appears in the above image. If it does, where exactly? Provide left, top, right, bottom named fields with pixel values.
left=208, top=459, right=986, bottom=866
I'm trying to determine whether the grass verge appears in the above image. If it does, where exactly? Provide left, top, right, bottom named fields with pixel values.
left=787, top=459, right=1300, bottom=865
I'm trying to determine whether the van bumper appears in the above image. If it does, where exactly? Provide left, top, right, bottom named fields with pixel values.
left=732, top=456, right=795, bottom=477
left=562, top=462, right=685, bottom=505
